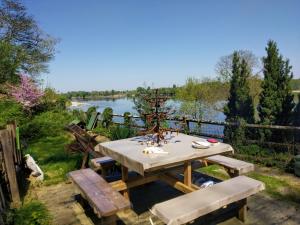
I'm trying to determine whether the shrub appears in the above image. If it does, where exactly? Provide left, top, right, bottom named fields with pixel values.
left=0, top=99, right=27, bottom=128
left=71, top=109, right=87, bottom=124
left=123, top=112, right=133, bottom=127
left=21, top=110, right=74, bottom=140
left=36, top=88, right=69, bottom=112
left=110, top=125, right=136, bottom=140
left=6, top=201, right=52, bottom=225
left=235, top=144, right=294, bottom=170
left=92, top=126, right=111, bottom=138
left=101, top=107, right=113, bottom=128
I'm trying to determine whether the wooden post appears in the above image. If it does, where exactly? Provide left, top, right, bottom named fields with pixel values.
left=0, top=130, right=20, bottom=206
left=121, top=166, right=129, bottom=199
left=101, top=215, right=117, bottom=225
left=185, top=118, right=190, bottom=134
left=81, top=152, right=89, bottom=169
left=184, top=161, right=192, bottom=187
left=237, top=198, right=247, bottom=222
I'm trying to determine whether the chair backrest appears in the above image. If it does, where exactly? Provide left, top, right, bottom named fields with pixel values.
left=86, top=112, right=99, bottom=130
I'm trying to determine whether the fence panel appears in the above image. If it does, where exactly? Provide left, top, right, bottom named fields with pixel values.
left=0, top=123, right=23, bottom=216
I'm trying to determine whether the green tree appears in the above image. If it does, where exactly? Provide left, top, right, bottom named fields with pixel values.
left=224, top=52, right=255, bottom=144
left=258, top=41, right=295, bottom=128
left=0, top=41, right=21, bottom=86
left=0, top=0, right=57, bottom=75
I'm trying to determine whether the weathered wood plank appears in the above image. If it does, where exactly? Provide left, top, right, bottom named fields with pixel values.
left=81, top=169, right=130, bottom=210
left=205, top=155, right=254, bottom=176
left=6, top=124, right=18, bottom=164
left=0, top=130, right=20, bottom=205
left=69, top=169, right=130, bottom=217
left=151, top=176, right=265, bottom=225
left=69, top=170, right=118, bottom=217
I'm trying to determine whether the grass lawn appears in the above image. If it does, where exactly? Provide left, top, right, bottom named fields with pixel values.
left=26, top=134, right=81, bottom=185
left=198, top=164, right=300, bottom=204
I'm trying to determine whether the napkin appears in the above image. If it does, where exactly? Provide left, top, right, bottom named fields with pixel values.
left=143, top=147, right=168, bottom=154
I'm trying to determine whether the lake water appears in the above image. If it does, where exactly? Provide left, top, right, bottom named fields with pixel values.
left=70, top=98, right=226, bottom=137
left=70, top=98, right=225, bottom=121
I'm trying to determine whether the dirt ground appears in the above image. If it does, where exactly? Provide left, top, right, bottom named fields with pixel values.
left=28, top=170, right=300, bottom=225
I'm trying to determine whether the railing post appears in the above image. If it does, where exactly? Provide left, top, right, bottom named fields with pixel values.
left=185, top=118, right=190, bottom=134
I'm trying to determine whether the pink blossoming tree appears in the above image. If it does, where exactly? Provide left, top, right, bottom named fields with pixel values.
left=10, top=74, right=44, bottom=111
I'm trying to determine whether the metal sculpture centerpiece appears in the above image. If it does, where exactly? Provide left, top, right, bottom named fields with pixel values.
left=139, top=89, right=178, bottom=145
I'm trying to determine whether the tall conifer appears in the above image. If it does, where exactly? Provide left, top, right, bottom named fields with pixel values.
left=259, top=41, right=294, bottom=125
left=224, top=52, right=254, bottom=143
left=258, top=40, right=295, bottom=140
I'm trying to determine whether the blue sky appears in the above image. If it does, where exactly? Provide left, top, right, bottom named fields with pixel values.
left=24, top=0, right=300, bottom=92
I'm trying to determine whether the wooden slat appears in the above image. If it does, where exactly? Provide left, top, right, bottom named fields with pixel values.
left=0, top=130, right=20, bottom=205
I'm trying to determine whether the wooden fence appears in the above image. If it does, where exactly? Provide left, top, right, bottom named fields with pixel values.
left=0, top=123, right=23, bottom=222
left=110, top=114, right=300, bottom=152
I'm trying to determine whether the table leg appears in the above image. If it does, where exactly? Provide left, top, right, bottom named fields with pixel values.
left=121, top=165, right=130, bottom=199
left=184, top=161, right=192, bottom=187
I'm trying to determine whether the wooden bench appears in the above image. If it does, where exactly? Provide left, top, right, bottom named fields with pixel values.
left=151, top=175, right=264, bottom=225
left=90, top=156, right=116, bottom=176
left=204, top=155, right=254, bottom=177
left=68, top=168, right=130, bottom=225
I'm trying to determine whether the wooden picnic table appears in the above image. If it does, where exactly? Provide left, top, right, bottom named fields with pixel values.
left=95, top=133, right=234, bottom=197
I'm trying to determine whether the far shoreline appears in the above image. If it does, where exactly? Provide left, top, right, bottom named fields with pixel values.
left=70, top=94, right=130, bottom=101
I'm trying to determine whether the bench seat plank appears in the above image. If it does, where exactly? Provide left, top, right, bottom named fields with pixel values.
left=205, top=155, right=254, bottom=175
left=151, top=176, right=264, bottom=225
left=69, top=169, right=130, bottom=217
left=81, top=169, right=130, bottom=209
left=91, top=156, right=115, bottom=168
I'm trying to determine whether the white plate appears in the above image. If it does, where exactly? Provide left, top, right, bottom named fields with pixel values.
left=192, top=142, right=210, bottom=149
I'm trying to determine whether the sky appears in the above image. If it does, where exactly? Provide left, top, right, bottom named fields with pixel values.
left=23, top=0, right=300, bottom=92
